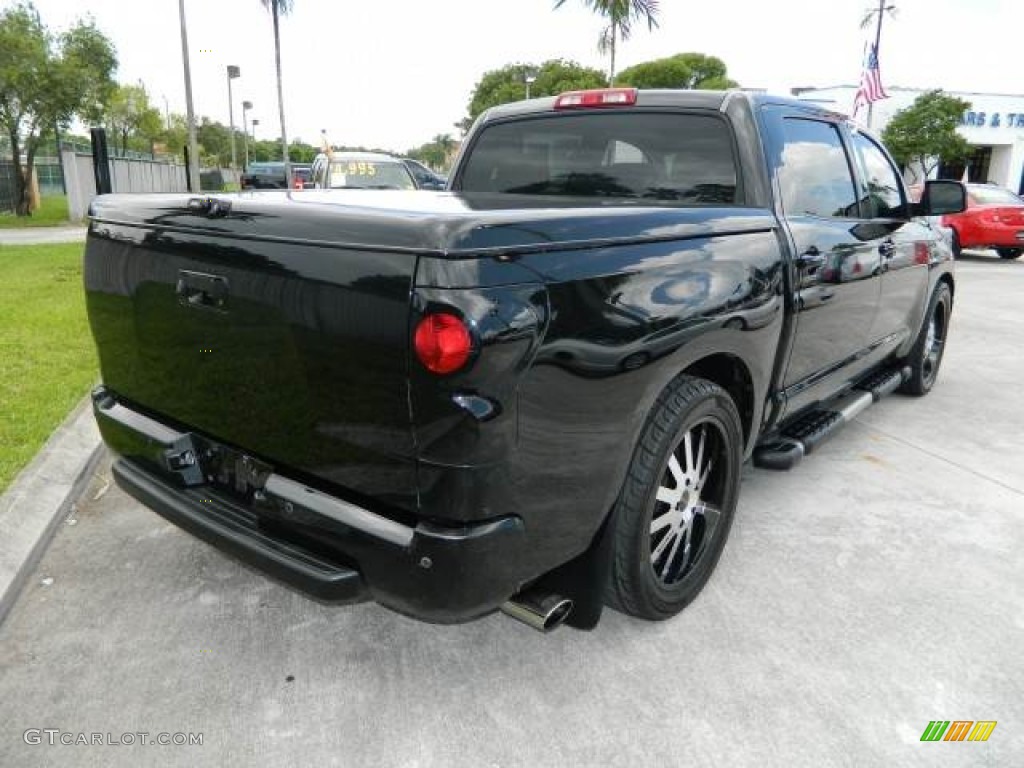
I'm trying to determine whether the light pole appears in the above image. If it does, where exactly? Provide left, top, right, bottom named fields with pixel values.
left=251, top=119, right=259, bottom=142
left=178, top=0, right=200, bottom=191
left=242, top=100, right=252, bottom=170
left=863, top=0, right=896, bottom=129
left=226, top=65, right=240, bottom=171
left=525, top=72, right=537, bottom=100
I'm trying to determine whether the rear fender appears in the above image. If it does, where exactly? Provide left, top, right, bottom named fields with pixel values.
left=408, top=283, right=549, bottom=469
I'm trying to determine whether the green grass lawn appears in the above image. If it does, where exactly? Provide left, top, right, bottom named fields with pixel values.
left=0, top=196, right=71, bottom=228
left=0, top=242, right=97, bottom=493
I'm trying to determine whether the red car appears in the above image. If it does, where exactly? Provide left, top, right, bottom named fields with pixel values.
left=942, top=184, right=1024, bottom=260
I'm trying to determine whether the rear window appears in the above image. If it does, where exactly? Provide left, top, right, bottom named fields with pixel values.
left=970, top=186, right=1021, bottom=205
left=457, top=113, right=738, bottom=204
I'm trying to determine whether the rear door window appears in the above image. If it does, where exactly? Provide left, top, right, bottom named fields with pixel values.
left=456, top=112, right=738, bottom=204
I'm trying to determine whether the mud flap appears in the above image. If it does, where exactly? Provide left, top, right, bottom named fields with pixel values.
left=531, top=515, right=615, bottom=630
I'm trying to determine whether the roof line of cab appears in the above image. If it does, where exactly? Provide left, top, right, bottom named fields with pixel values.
left=481, top=88, right=848, bottom=122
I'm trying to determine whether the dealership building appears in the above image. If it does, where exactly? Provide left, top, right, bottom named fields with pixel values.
left=791, top=85, right=1024, bottom=194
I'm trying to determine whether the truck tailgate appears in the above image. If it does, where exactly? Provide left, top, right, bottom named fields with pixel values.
left=85, top=193, right=418, bottom=511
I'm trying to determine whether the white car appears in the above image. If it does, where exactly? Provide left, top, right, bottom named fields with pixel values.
left=310, top=151, right=417, bottom=190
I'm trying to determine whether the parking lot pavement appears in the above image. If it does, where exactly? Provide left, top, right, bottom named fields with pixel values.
left=1, top=254, right=1021, bottom=768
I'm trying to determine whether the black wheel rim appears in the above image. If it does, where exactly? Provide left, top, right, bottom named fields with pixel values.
left=648, top=418, right=727, bottom=586
left=922, top=297, right=947, bottom=386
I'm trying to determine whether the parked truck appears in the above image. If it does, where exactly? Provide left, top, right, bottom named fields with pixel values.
left=84, top=89, right=965, bottom=632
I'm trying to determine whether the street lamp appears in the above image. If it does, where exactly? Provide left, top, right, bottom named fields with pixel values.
left=524, top=71, right=537, bottom=100
left=177, top=0, right=200, bottom=191
left=226, top=65, right=240, bottom=171
left=251, top=119, right=259, bottom=141
left=242, top=100, right=252, bottom=170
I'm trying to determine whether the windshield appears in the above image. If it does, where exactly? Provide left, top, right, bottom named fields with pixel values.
left=325, top=159, right=415, bottom=190
left=970, top=186, right=1022, bottom=205
left=456, top=112, right=738, bottom=204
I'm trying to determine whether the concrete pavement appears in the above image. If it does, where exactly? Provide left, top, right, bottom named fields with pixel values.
left=0, top=251, right=1020, bottom=767
left=0, top=399, right=100, bottom=625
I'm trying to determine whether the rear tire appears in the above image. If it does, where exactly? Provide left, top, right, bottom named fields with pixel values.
left=605, top=376, right=742, bottom=620
left=900, top=282, right=952, bottom=396
left=996, top=248, right=1022, bottom=260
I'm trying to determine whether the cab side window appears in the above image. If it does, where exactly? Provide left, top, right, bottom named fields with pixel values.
left=778, top=119, right=860, bottom=219
left=852, top=133, right=905, bottom=218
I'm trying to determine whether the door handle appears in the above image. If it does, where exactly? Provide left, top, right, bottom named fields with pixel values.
left=176, top=270, right=229, bottom=310
left=796, top=246, right=826, bottom=269
left=879, top=239, right=896, bottom=259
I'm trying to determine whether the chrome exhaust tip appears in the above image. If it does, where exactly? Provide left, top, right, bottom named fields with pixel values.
left=500, top=591, right=574, bottom=633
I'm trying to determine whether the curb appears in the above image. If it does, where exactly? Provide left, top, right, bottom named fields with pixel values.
left=0, top=396, right=102, bottom=625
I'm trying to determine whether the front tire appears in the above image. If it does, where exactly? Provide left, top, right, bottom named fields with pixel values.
left=605, top=376, right=742, bottom=620
left=900, top=282, right=952, bottom=396
left=996, top=248, right=1022, bottom=260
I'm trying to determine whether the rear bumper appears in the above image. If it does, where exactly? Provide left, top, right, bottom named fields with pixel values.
left=93, top=388, right=529, bottom=623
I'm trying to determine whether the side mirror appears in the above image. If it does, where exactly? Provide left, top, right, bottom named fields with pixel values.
left=916, top=180, right=967, bottom=216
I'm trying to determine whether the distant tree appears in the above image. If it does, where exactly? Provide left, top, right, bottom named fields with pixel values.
left=259, top=0, right=294, bottom=180
left=617, top=53, right=738, bottom=90
left=407, top=134, right=458, bottom=170
left=106, top=82, right=163, bottom=156
left=554, top=0, right=659, bottom=86
left=243, top=136, right=316, bottom=164
left=0, top=2, right=116, bottom=214
left=288, top=140, right=316, bottom=163
left=881, top=90, right=971, bottom=183
left=196, top=118, right=231, bottom=166
left=159, top=113, right=189, bottom=159
left=462, top=59, right=606, bottom=131
left=433, top=133, right=456, bottom=161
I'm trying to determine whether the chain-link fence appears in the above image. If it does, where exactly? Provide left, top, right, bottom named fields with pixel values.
left=0, top=161, right=15, bottom=213
left=34, top=158, right=65, bottom=196
left=0, top=159, right=64, bottom=212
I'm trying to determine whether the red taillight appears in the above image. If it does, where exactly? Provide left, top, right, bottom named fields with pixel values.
left=914, top=242, right=930, bottom=265
left=554, top=88, right=638, bottom=110
left=414, top=313, right=472, bottom=374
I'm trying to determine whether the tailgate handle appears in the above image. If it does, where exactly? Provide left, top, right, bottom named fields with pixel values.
left=176, top=270, right=229, bottom=309
left=186, top=196, right=231, bottom=218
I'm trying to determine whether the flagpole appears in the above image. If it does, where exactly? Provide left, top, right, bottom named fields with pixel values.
left=866, top=0, right=889, bottom=129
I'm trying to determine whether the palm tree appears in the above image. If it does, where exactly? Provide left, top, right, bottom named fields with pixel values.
left=432, top=133, right=456, bottom=167
left=859, top=2, right=897, bottom=34
left=554, top=0, right=660, bottom=86
left=260, top=0, right=293, bottom=184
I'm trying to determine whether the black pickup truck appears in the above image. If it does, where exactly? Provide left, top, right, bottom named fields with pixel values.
left=84, top=89, right=965, bottom=632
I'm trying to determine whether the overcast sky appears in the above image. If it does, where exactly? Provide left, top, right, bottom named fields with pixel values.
left=23, top=0, right=1022, bottom=152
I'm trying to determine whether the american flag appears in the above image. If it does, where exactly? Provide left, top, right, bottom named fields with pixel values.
left=852, top=43, right=888, bottom=119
